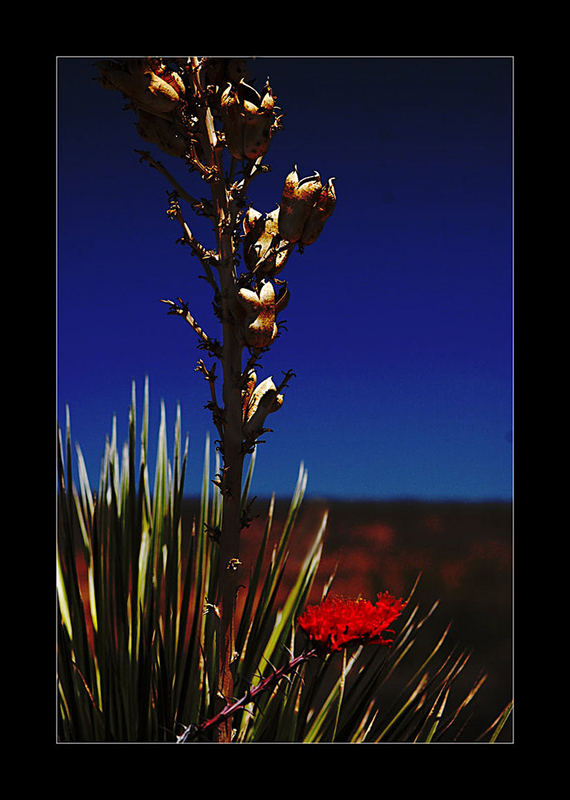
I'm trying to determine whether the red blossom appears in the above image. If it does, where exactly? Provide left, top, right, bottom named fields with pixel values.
left=297, top=592, right=406, bottom=653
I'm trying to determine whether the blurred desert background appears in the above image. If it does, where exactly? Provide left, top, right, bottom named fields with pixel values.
left=182, top=497, right=513, bottom=742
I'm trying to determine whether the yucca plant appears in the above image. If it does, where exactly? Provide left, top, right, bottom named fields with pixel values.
left=57, top=381, right=512, bottom=742
left=57, top=56, right=512, bottom=743
left=56, top=378, right=322, bottom=742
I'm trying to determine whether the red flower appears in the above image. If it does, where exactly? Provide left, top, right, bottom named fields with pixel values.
left=297, top=592, right=406, bottom=653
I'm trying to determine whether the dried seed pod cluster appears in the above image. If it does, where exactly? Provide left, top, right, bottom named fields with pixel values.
left=97, top=57, right=338, bottom=464
left=279, top=166, right=336, bottom=246
left=241, top=165, right=335, bottom=279
left=220, top=79, right=281, bottom=161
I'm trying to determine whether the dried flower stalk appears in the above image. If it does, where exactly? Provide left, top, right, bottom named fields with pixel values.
left=96, top=56, right=336, bottom=741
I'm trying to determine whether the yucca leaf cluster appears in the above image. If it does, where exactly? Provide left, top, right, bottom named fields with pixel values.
left=56, top=379, right=319, bottom=741
left=57, top=381, right=511, bottom=743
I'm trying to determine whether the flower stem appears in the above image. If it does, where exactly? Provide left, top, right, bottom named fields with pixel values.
left=177, top=649, right=318, bottom=742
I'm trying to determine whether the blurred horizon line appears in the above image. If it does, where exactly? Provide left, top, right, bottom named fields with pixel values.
left=178, top=494, right=512, bottom=505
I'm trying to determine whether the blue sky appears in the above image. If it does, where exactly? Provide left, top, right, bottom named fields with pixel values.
left=57, top=56, right=512, bottom=501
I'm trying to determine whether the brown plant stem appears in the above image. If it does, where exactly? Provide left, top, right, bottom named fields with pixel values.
left=135, top=149, right=203, bottom=210
left=177, top=648, right=319, bottom=742
left=165, top=199, right=221, bottom=296
left=159, top=298, right=214, bottom=350
left=191, top=57, right=245, bottom=742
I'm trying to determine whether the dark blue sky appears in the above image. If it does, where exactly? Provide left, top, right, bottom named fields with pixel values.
left=57, top=56, right=512, bottom=501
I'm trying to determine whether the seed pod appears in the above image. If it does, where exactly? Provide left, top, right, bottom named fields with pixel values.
left=300, top=178, right=337, bottom=245
left=136, top=111, right=188, bottom=157
left=241, top=85, right=272, bottom=160
left=237, top=281, right=277, bottom=349
left=237, top=286, right=262, bottom=317
left=277, top=166, right=299, bottom=240
left=220, top=79, right=277, bottom=161
left=141, top=69, right=183, bottom=114
left=153, top=63, right=186, bottom=98
left=97, top=59, right=184, bottom=117
left=278, top=167, right=322, bottom=243
left=243, top=113, right=272, bottom=160
left=243, top=376, right=283, bottom=437
left=241, top=82, right=275, bottom=160
left=243, top=208, right=283, bottom=274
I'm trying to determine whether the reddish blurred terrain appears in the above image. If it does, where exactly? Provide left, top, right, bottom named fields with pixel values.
left=71, top=497, right=512, bottom=740
left=189, top=497, right=513, bottom=742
